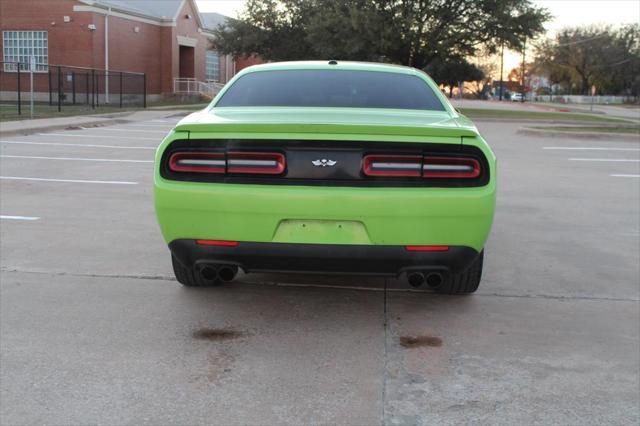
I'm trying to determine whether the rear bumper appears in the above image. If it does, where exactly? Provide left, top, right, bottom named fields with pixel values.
left=155, top=181, right=496, bottom=252
left=169, top=239, right=480, bottom=275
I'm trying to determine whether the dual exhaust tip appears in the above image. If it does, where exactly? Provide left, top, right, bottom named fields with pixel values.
left=199, top=264, right=441, bottom=288
left=198, top=264, right=238, bottom=283
left=407, top=271, right=443, bottom=288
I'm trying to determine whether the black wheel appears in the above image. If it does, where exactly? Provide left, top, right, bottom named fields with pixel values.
left=171, top=255, right=221, bottom=287
left=434, top=250, right=484, bottom=295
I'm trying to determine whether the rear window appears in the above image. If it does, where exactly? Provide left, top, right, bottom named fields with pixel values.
left=215, top=69, right=445, bottom=111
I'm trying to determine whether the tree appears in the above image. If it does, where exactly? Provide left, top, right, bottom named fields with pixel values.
left=425, top=57, right=485, bottom=97
left=211, top=0, right=316, bottom=62
left=534, top=24, right=640, bottom=97
left=212, top=0, right=550, bottom=68
left=507, top=67, right=521, bottom=82
left=468, top=55, right=497, bottom=99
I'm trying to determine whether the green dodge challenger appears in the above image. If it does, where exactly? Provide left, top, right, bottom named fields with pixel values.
left=154, top=61, right=496, bottom=294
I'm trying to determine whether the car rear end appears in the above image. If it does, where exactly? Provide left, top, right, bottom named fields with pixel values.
left=154, top=62, right=496, bottom=292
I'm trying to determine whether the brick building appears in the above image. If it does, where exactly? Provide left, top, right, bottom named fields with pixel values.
left=0, top=0, right=261, bottom=101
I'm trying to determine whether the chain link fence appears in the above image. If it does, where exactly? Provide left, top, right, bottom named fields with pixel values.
left=1, top=62, right=146, bottom=119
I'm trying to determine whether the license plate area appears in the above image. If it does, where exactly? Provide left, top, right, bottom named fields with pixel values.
left=272, top=220, right=371, bottom=244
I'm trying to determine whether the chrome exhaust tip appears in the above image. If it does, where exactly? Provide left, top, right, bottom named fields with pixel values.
left=407, top=272, right=426, bottom=288
left=218, top=265, right=238, bottom=282
left=425, top=272, right=443, bottom=288
left=199, top=265, right=218, bottom=282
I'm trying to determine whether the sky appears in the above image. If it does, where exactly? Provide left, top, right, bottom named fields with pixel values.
left=196, top=0, right=245, bottom=17
left=534, top=0, right=640, bottom=33
left=196, top=0, right=640, bottom=27
left=195, top=0, right=640, bottom=73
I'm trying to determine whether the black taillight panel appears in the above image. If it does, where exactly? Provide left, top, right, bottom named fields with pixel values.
left=160, top=139, right=489, bottom=187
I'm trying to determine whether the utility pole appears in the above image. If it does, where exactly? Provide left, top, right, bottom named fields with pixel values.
left=104, top=7, right=110, bottom=104
left=29, top=56, right=35, bottom=118
left=499, top=42, right=504, bottom=101
left=521, top=37, right=526, bottom=102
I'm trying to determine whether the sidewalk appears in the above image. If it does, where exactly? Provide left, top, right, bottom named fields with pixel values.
left=0, top=109, right=194, bottom=137
left=450, top=99, right=640, bottom=122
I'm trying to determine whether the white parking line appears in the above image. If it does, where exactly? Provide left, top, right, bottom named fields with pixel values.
left=569, top=158, right=640, bottom=162
left=611, top=174, right=640, bottom=178
left=80, top=127, right=167, bottom=133
left=0, top=215, right=40, bottom=221
left=544, top=147, right=640, bottom=151
left=119, top=124, right=175, bottom=128
left=40, top=133, right=160, bottom=141
left=1, top=155, right=152, bottom=163
left=1, top=141, right=155, bottom=150
left=0, top=176, right=138, bottom=185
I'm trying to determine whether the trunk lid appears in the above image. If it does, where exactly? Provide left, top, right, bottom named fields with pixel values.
left=174, top=107, right=480, bottom=139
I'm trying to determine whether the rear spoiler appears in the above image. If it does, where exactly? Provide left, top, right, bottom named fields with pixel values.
left=174, top=122, right=479, bottom=139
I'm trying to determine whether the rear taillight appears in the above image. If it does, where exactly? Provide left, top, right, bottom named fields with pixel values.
left=422, top=157, right=480, bottom=179
left=168, top=151, right=285, bottom=175
left=363, top=155, right=423, bottom=177
left=169, top=152, right=225, bottom=173
left=363, top=154, right=481, bottom=179
left=227, top=152, right=285, bottom=175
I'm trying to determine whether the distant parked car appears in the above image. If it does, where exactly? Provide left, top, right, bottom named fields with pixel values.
left=511, top=93, right=524, bottom=102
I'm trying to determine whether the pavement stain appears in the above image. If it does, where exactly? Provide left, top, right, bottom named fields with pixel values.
left=399, top=335, right=443, bottom=349
left=206, top=350, right=235, bottom=382
left=192, top=327, right=244, bottom=341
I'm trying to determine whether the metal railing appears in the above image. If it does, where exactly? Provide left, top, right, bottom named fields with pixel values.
left=532, top=94, right=632, bottom=104
left=0, top=62, right=146, bottom=118
left=173, top=78, right=224, bottom=98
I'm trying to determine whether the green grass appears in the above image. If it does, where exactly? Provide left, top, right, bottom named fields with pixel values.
left=459, top=108, right=629, bottom=123
left=529, top=125, right=640, bottom=135
left=4, top=102, right=631, bottom=123
left=0, top=101, right=208, bottom=121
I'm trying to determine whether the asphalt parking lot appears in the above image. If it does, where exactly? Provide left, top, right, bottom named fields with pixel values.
left=1, top=116, right=639, bottom=425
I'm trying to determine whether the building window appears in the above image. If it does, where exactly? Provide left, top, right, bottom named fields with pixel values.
left=2, top=31, right=48, bottom=72
left=205, top=50, right=220, bottom=82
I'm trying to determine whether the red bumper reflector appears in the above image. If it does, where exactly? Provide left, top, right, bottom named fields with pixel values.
left=405, top=245, right=449, bottom=252
left=196, top=239, right=239, bottom=247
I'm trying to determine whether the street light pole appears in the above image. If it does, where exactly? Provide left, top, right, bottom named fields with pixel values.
left=104, top=7, right=110, bottom=104
left=499, top=42, right=504, bottom=101
left=521, top=37, right=526, bottom=102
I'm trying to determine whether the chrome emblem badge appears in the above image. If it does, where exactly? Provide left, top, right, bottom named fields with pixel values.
left=312, top=159, right=337, bottom=167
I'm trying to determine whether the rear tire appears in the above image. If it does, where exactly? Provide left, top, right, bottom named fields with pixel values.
left=434, top=250, right=484, bottom=295
left=171, top=255, right=221, bottom=287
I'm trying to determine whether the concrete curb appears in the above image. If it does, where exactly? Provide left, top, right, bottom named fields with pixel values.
left=517, top=127, right=640, bottom=141
left=0, top=110, right=192, bottom=138
left=0, top=118, right=135, bottom=138
left=469, top=117, right=635, bottom=125
left=0, top=111, right=136, bottom=138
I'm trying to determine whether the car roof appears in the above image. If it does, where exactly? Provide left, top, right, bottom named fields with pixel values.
left=239, top=61, right=420, bottom=76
